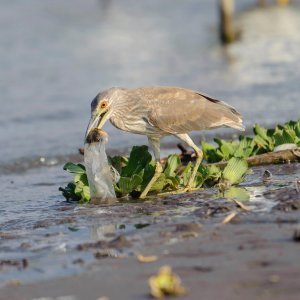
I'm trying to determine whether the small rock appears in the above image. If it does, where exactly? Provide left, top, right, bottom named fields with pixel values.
left=175, top=222, right=202, bottom=233
left=262, top=170, right=272, bottom=182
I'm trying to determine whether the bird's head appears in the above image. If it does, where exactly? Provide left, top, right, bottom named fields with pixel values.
left=85, top=88, right=122, bottom=138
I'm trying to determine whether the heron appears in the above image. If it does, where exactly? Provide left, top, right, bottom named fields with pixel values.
left=85, top=86, right=244, bottom=198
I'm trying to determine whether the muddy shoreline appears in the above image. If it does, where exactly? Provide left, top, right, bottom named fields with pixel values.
left=1, top=213, right=300, bottom=300
left=1, top=163, right=299, bottom=300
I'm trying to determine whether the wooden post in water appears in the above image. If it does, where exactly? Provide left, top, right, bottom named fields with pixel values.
left=219, top=0, right=235, bottom=44
left=257, top=0, right=290, bottom=6
left=276, top=0, right=289, bottom=5
left=257, top=0, right=267, bottom=6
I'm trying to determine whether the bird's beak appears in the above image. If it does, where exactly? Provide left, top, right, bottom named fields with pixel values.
left=85, top=108, right=110, bottom=138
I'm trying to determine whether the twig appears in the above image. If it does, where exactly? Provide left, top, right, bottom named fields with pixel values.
left=221, top=211, right=238, bottom=224
left=232, top=199, right=251, bottom=211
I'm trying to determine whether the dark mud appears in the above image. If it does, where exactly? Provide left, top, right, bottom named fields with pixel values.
left=0, top=163, right=299, bottom=300
left=1, top=213, right=300, bottom=300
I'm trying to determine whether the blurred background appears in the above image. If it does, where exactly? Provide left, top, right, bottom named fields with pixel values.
left=0, top=0, right=300, bottom=164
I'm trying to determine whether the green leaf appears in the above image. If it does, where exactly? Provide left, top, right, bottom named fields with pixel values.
left=118, top=177, right=132, bottom=194
left=141, top=163, right=156, bottom=190
left=223, top=187, right=250, bottom=201
left=253, top=124, right=274, bottom=151
left=81, top=185, right=91, bottom=202
left=201, top=141, right=223, bottom=163
left=165, top=176, right=180, bottom=189
left=206, top=164, right=221, bottom=179
left=213, top=139, right=240, bottom=160
left=222, top=157, right=248, bottom=185
left=234, top=136, right=255, bottom=158
left=131, top=174, right=143, bottom=190
left=63, top=162, right=86, bottom=174
left=150, top=173, right=167, bottom=191
left=253, top=124, right=269, bottom=141
left=253, top=135, right=269, bottom=151
left=273, top=129, right=296, bottom=146
left=74, top=180, right=84, bottom=195
left=108, top=156, right=127, bottom=174
left=164, top=155, right=180, bottom=177
left=220, top=142, right=236, bottom=160
left=121, top=146, right=152, bottom=177
left=294, top=120, right=300, bottom=137
left=117, top=174, right=144, bottom=194
left=180, top=162, right=193, bottom=186
left=59, top=182, right=81, bottom=201
left=193, top=172, right=206, bottom=188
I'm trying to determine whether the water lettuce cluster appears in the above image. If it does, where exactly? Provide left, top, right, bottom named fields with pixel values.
left=202, top=120, right=300, bottom=163
left=59, top=119, right=299, bottom=203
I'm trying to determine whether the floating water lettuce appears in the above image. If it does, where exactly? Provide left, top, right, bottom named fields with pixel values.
left=59, top=119, right=299, bottom=202
left=59, top=149, right=247, bottom=201
left=59, top=163, right=90, bottom=202
left=222, top=157, right=248, bottom=185
left=202, top=119, right=300, bottom=162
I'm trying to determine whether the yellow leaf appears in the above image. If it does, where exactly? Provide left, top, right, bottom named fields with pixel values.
left=137, top=254, right=158, bottom=263
left=149, top=265, right=186, bottom=299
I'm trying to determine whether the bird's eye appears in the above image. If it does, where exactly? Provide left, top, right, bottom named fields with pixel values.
left=100, top=101, right=108, bottom=109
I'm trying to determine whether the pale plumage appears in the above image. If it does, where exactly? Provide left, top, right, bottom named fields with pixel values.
left=86, top=86, right=244, bottom=198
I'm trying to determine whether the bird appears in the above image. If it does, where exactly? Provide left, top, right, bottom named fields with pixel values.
left=85, top=86, right=244, bottom=198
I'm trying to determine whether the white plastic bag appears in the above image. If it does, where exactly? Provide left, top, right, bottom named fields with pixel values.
left=84, top=129, right=117, bottom=203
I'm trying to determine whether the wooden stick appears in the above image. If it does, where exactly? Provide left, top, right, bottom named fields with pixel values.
left=222, top=211, right=238, bottom=224
left=209, top=148, right=300, bottom=169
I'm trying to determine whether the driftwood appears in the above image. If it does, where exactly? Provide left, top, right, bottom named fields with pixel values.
left=209, top=148, right=300, bottom=169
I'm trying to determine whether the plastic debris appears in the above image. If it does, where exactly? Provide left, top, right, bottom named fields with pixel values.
left=84, top=129, right=117, bottom=203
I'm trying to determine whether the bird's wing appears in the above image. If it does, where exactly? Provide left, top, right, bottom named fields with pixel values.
left=143, top=87, right=244, bottom=134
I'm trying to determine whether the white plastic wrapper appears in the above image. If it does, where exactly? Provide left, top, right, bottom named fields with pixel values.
left=84, top=129, right=117, bottom=203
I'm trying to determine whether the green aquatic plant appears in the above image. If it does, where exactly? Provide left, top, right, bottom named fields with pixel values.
left=202, top=119, right=300, bottom=162
left=59, top=119, right=299, bottom=202
left=59, top=148, right=248, bottom=202
left=59, top=163, right=90, bottom=203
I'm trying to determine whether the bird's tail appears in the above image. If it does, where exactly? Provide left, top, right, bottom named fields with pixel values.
left=202, top=94, right=245, bottom=131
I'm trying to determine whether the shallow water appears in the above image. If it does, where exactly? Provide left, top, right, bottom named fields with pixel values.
left=0, top=0, right=300, bottom=286
left=1, top=0, right=300, bottom=163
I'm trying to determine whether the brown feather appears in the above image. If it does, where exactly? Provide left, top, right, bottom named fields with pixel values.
left=134, top=87, right=244, bottom=134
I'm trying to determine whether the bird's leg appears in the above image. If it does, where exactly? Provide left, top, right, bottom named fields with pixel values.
left=139, top=161, right=163, bottom=199
left=176, top=134, right=203, bottom=191
left=139, top=137, right=162, bottom=199
left=186, top=148, right=203, bottom=190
